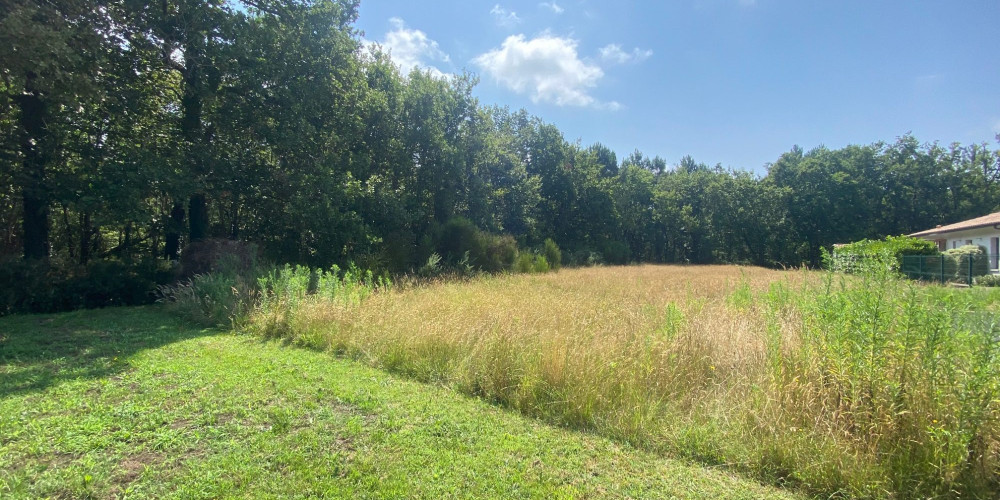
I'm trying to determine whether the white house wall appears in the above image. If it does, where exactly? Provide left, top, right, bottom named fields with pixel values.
left=940, top=227, right=999, bottom=252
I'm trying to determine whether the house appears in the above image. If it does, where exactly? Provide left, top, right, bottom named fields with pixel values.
left=910, top=211, right=1000, bottom=271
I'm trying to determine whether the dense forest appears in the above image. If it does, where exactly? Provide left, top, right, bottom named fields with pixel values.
left=2, top=0, right=999, bottom=310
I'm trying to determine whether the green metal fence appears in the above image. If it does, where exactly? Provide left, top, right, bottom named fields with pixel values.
left=900, top=254, right=998, bottom=285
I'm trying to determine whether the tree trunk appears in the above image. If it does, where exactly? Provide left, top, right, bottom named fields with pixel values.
left=79, top=212, right=91, bottom=264
left=164, top=201, right=185, bottom=260
left=181, top=40, right=208, bottom=244
left=18, top=72, right=49, bottom=261
left=188, top=193, right=208, bottom=241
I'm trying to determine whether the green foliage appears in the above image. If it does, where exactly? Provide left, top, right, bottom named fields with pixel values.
left=432, top=217, right=518, bottom=273
left=542, top=238, right=562, bottom=270
left=974, top=274, right=1000, bottom=287
left=513, top=253, right=535, bottom=273
left=568, top=250, right=604, bottom=267
left=513, top=252, right=551, bottom=274
left=831, top=235, right=939, bottom=274
left=532, top=255, right=550, bottom=273
left=418, top=253, right=443, bottom=277
left=762, top=269, right=1000, bottom=497
left=478, top=234, right=519, bottom=272
left=437, top=217, right=480, bottom=263
left=944, top=245, right=990, bottom=279
left=156, top=254, right=258, bottom=327
left=249, top=264, right=388, bottom=338
left=0, top=258, right=173, bottom=316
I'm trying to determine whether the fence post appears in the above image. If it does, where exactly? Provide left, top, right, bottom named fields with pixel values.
left=940, top=255, right=945, bottom=284
left=969, top=255, right=974, bottom=286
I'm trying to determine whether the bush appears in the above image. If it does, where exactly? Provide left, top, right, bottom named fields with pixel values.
left=437, top=217, right=481, bottom=264
left=514, top=252, right=552, bottom=274
left=477, top=234, right=518, bottom=272
left=180, top=238, right=259, bottom=278
left=600, top=240, right=630, bottom=265
left=431, top=217, right=521, bottom=273
left=569, top=250, right=603, bottom=267
left=945, top=245, right=990, bottom=282
left=513, top=252, right=535, bottom=273
left=542, top=238, right=562, bottom=270
left=0, top=257, right=174, bottom=316
left=532, top=255, right=550, bottom=273
left=831, top=235, right=939, bottom=274
left=974, top=274, right=1000, bottom=287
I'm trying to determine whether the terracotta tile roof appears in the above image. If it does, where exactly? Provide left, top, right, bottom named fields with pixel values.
left=910, top=211, right=1000, bottom=237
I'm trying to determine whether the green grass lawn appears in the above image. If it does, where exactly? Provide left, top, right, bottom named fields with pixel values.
left=0, top=306, right=799, bottom=499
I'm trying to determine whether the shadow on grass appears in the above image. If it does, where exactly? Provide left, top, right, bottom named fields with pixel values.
left=0, top=305, right=216, bottom=399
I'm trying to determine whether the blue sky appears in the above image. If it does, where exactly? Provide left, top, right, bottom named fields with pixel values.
left=355, top=1, right=1000, bottom=173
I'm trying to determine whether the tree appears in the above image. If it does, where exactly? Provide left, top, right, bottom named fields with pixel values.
left=0, top=0, right=109, bottom=260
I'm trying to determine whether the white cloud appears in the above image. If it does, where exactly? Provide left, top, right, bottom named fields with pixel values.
left=367, top=18, right=450, bottom=78
left=491, top=4, right=522, bottom=28
left=598, top=44, right=653, bottom=65
left=474, top=34, right=618, bottom=110
left=539, top=2, right=564, bottom=14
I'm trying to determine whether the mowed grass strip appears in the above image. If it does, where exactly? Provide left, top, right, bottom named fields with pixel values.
left=0, top=307, right=799, bottom=499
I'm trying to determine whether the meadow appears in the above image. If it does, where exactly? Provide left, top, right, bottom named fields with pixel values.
left=229, top=264, right=1000, bottom=498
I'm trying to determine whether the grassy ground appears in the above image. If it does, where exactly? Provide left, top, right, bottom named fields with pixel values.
left=0, top=306, right=799, bottom=499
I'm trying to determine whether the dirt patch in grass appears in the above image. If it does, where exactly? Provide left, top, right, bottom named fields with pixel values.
left=115, top=451, right=166, bottom=486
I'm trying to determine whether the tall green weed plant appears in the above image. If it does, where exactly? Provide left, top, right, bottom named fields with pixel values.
left=249, top=264, right=389, bottom=338
left=760, top=258, right=1000, bottom=496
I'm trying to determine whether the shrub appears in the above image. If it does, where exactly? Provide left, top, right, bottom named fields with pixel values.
left=569, top=250, right=603, bottom=267
left=513, top=252, right=536, bottom=273
left=477, top=233, right=518, bottom=272
left=431, top=217, right=521, bottom=273
left=945, top=245, right=990, bottom=282
left=513, top=252, right=552, bottom=274
left=974, top=273, right=1000, bottom=287
left=542, top=238, right=562, bottom=270
left=600, top=240, right=630, bottom=265
left=0, top=258, right=64, bottom=315
left=831, top=235, right=939, bottom=274
left=437, top=217, right=481, bottom=264
left=418, top=252, right=443, bottom=277
left=0, top=257, right=174, bottom=316
left=157, top=268, right=253, bottom=327
left=532, top=255, right=550, bottom=273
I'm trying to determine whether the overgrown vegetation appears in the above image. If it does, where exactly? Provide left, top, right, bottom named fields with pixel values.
left=832, top=236, right=996, bottom=286
left=975, top=274, right=1000, bottom=287
left=174, top=264, right=1000, bottom=498
left=830, top=235, right=939, bottom=274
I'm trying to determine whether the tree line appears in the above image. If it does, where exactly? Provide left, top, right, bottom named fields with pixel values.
left=3, top=0, right=999, bottom=280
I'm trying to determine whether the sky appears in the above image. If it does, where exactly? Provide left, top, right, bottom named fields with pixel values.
left=355, top=0, right=1000, bottom=173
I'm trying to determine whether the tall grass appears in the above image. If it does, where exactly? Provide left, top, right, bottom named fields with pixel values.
left=173, top=262, right=999, bottom=497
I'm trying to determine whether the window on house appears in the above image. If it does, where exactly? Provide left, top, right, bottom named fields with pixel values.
left=992, top=237, right=999, bottom=270
left=966, top=239, right=973, bottom=246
